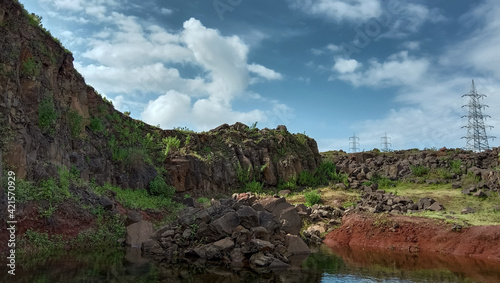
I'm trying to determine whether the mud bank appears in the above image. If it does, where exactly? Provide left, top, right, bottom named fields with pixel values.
left=324, top=213, right=500, bottom=262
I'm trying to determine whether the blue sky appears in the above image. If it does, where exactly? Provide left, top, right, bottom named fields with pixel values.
left=21, top=0, right=500, bottom=152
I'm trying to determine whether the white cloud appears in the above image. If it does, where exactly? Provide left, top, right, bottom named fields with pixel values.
left=403, top=41, right=420, bottom=50
left=142, top=90, right=192, bottom=128
left=333, top=58, right=362, bottom=73
left=248, top=64, right=283, bottom=81
left=331, top=51, right=430, bottom=87
left=160, top=8, right=173, bottom=15
left=182, top=18, right=250, bottom=102
left=326, top=44, right=341, bottom=52
left=441, top=0, right=500, bottom=80
left=289, top=0, right=382, bottom=22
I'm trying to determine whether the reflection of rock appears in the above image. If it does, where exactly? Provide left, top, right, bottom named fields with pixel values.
left=126, top=220, right=154, bottom=247
left=124, top=247, right=150, bottom=265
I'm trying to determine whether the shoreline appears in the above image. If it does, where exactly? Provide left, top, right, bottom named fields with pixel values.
left=324, top=212, right=500, bottom=262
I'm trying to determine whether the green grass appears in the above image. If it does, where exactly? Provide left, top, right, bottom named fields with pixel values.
left=94, top=183, right=177, bottom=211
left=38, top=96, right=58, bottom=134
left=162, top=136, right=180, bottom=157
left=410, top=165, right=430, bottom=177
left=383, top=182, right=500, bottom=226
left=89, top=117, right=105, bottom=133
left=21, top=57, right=41, bottom=77
left=67, top=110, right=83, bottom=138
left=304, top=190, right=321, bottom=206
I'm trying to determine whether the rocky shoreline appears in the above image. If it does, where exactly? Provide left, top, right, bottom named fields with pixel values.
left=124, top=194, right=346, bottom=272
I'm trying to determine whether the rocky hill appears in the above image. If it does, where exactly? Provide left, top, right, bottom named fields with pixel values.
left=0, top=0, right=321, bottom=197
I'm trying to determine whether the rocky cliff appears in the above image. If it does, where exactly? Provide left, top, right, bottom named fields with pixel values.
left=0, top=0, right=321, bottom=196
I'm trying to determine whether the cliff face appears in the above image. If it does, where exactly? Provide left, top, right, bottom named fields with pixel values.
left=0, top=0, right=321, bottom=195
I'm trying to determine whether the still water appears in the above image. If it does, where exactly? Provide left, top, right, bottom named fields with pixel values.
left=2, top=245, right=500, bottom=283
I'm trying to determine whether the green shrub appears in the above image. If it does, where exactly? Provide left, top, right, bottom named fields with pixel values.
left=410, top=165, right=430, bottom=177
left=450, top=160, right=462, bottom=175
left=314, top=161, right=348, bottom=186
left=435, top=168, right=452, bottom=179
left=277, top=177, right=297, bottom=190
left=370, top=174, right=397, bottom=189
left=15, top=179, right=36, bottom=203
left=36, top=178, right=70, bottom=203
left=90, top=117, right=105, bottom=133
left=297, top=170, right=317, bottom=187
left=174, top=126, right=195, bottom=134
left=19, top=230, right=65, bottom=257
left=235, top=162, right=251, bottom=184
left=162, top=136, right=180, bottom=156
left=304, top=190, right=321, bottom=206
left=71, top=213, right=125, bottom=249
left=38, top=96, right=58, bottom=134
left=67, top=110, right=83, bottom=138
left=197, top=197, right=210, bottom=205
left=21, top=57, right=41, bottom=77
left=149, top=176, right=175, bottom=199
left=95, top=183, right=175, bottom=210
left=244, top=180, right=263, bottom=194
left=295, top=133, right=308, bottom=145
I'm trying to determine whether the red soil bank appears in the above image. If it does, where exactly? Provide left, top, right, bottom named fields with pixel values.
left=324, top=213, right=500, bottom=262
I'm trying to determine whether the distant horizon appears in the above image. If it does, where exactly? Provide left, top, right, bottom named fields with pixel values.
left=20, top=0, right=500, bottom=152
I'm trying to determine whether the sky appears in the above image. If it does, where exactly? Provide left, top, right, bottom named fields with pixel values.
left=20, top=0, right=500, bottom=152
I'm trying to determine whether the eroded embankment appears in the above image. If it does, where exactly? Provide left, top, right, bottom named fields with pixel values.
left=324, top=213, right=500, bottom=262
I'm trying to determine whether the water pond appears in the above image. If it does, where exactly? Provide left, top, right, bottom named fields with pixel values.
left=2, top=245, right=500, bottom=283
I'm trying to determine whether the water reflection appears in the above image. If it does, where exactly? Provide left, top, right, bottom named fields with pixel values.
left=1, top=245, right=499, bottom=282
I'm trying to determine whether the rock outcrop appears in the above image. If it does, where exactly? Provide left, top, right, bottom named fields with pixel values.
left=143, top=194, right=311, bottom=272
left=325, top=148, right=500, bottom=194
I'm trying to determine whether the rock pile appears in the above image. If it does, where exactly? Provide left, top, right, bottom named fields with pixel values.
left=354, top=185, right=444, bottom=214
left=141, top=194, right=311, bottom=271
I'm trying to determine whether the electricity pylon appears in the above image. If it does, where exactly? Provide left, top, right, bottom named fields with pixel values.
left=349, top=133, right=360, bottom=153
left=462, top=80, right=495, bottom=152
left=380, top=133, right=392, bottom=152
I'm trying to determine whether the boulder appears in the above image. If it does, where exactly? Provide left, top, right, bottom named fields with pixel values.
left=427, top=201, right=444, bottom=212
left=213, top=237, right=235, bottom=252
left=211, top=212, right=240, bottom=236
left=248, top=239, right=275, bottom=253
left=417, top=197, right=434, bottom=210
left=125, top=220, right=154, bottom=247
left=280, top=206, right=302, bottom=235
left=236, top=206, right=259, bottom=229
left=257, top=210, right=280, bottom=234
left=285, top=235, right=311, bottom=256
left=251, top=226, right=270, bottom=241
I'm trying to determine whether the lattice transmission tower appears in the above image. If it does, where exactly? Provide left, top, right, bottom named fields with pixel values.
left=461, top=80, right=495, bottom=152
left=380, top=133, right=392, bottom=152
left=349, top=133, right=360, bottom=153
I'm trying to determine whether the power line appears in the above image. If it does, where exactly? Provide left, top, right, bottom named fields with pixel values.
left=380, top=132, right=392, bottom=152
left=349, top=133, right=360, bottom=153
left=461, top=79, right=496, bottom=152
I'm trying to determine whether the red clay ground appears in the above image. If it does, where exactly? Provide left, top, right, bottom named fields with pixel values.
left=324, top=212, right=500, bottom=261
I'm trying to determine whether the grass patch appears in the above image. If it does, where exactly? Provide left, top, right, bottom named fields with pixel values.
left=89, top=117, right=105, bottom=133
left=384, top=182, right=500, bottom=226
left=67, top=110, right=83, bottom=138
left=93, top=183, right=177, bottom=211
left=304, top=190, right=321, bottom=206
left=410, top=165, right=430, bottom=177
left=38, top=96, right=58, bottom=134
left=287, top=187, right=360, bottom=208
